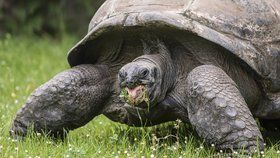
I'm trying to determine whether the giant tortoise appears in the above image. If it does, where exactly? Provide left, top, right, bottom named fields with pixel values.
left=10, top=0, right=280, bottom=152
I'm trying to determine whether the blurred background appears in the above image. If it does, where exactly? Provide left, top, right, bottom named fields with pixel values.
left=0, top=0, right=106, bottom=38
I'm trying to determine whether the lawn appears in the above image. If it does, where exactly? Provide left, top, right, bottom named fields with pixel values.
left=0, top=35, right=279, bottom=158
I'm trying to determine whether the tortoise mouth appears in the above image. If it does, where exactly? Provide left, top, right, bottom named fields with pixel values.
left=120, top=84, right=150, bottom=108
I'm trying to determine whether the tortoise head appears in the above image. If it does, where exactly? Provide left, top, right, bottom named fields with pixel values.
left=118, top=59, right=160, bottom=108
left=117, top=39, right=175, bottom=109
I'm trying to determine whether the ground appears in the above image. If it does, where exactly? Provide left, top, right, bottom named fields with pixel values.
left=0, top=35, right=279, bottom=158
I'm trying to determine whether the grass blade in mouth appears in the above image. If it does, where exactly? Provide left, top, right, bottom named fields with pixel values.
left=120, top=86, right=150, bottom=108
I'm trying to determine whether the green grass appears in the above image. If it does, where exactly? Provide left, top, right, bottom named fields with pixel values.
left=0, top=35, right=279, bottom=158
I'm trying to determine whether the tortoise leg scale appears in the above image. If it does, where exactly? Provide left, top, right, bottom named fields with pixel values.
left=10, top=64, right=112, bottom=139
left=186, top=65, right=264, bottom=152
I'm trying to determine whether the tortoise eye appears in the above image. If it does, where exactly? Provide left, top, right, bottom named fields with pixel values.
left=140, top=68, right=149, bottom=77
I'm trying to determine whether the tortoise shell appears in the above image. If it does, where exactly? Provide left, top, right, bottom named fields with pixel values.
left=68, top=0, right=280, bottom=91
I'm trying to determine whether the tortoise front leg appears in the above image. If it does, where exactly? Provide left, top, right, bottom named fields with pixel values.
left=186, top=65, right=264, bottom=152
left=10, top=64, right=112, bottom=139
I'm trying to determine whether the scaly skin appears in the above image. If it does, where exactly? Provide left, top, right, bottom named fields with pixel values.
left=10, top=64, right=112, bottom=138
left=186, top=65, right=264, bottom=151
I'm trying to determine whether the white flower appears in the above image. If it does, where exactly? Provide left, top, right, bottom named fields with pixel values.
left=11, top=139, right=17, bottom=142
left=11, top=92, right=16, bottom=98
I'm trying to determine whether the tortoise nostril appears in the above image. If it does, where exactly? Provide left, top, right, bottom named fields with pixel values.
left=126, top=80, right=137, bottom=89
